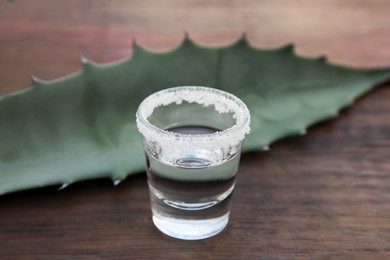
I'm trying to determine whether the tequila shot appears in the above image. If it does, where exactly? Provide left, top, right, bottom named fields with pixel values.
left=136, top=86, right=250, bottom=240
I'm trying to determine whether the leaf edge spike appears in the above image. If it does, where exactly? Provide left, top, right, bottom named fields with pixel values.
left=331, top=110, right=340, bottom=118
left=181, top=30, right=193, bottom=46
left=80, top=55, right=89, bottom=65
left=183, top=30, right=190, bottom=41
left=130, top=37, right=148, bottom=56
left=317, top=55, right=327, bottom=63
left=111, top=169, right=127, bottom=186
left=112, top=178, right=122, bottom=186
left=261, top=145, right=270, bottom=151
left=29, top=74, right=42, bottom=85
left=131, top=37, right=138, bottom=49
left=299, top=128, right=307, bottom=135
left=234, top=32, right=249, bottom=47
left=57, top=182, right=71, bottom=191
left=130, top=37, right=152, bottom=54
left=279, top=43, right=295, bottom=54
left=346, top=98, right=355, bottom=107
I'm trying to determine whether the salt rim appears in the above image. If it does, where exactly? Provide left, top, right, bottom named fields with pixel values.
left=136, top=86, right=251, bottom=147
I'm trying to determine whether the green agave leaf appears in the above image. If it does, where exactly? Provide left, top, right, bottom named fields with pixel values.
left=1, top=36, right=390, bottom=194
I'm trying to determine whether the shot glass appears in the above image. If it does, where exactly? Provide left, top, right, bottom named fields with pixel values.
left=136, top=86, right=250, bottom=240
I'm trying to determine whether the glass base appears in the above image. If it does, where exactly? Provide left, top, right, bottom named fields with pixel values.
left=152, top=211, right=229, bottom=240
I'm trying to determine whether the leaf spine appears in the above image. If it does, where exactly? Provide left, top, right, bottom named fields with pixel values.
left=280, top=43, right=295, bottom=53
left=261, top=145, right=270, bottom=151
left=80, top=55, right=89, bottom=65
left=29, top=74, right=42, bottom=84
left=317, top=55, right=327, bottom=63
left=299, top=128, right=307, bottom=135
left=57, top=182, right=71, bottom=191
left=112, top=179, right=122, bottom=186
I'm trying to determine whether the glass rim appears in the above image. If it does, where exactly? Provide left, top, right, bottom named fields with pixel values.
left=136, top=86, right=251, bottom=143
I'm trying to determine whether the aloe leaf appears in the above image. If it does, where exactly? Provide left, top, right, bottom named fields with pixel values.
left=1, top=36, right=390, bottom=194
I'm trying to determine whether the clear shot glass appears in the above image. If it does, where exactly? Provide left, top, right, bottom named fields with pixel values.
left=136, top=86, right=250, bottom=240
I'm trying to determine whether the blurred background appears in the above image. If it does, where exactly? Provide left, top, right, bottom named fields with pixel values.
left=1, top=0, right=390, bottom=94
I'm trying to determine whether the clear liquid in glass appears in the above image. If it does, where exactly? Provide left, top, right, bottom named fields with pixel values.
left=145, top=125, right=240, bottom=240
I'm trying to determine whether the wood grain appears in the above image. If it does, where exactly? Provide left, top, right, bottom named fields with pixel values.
left=1, top=0, right=390, bottom=259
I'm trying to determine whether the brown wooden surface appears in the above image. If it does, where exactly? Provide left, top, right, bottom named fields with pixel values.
left=1, top=0, right=390, bottom=259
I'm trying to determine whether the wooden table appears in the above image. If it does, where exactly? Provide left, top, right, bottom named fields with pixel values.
left=1, top=0, right=390, bottom=258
